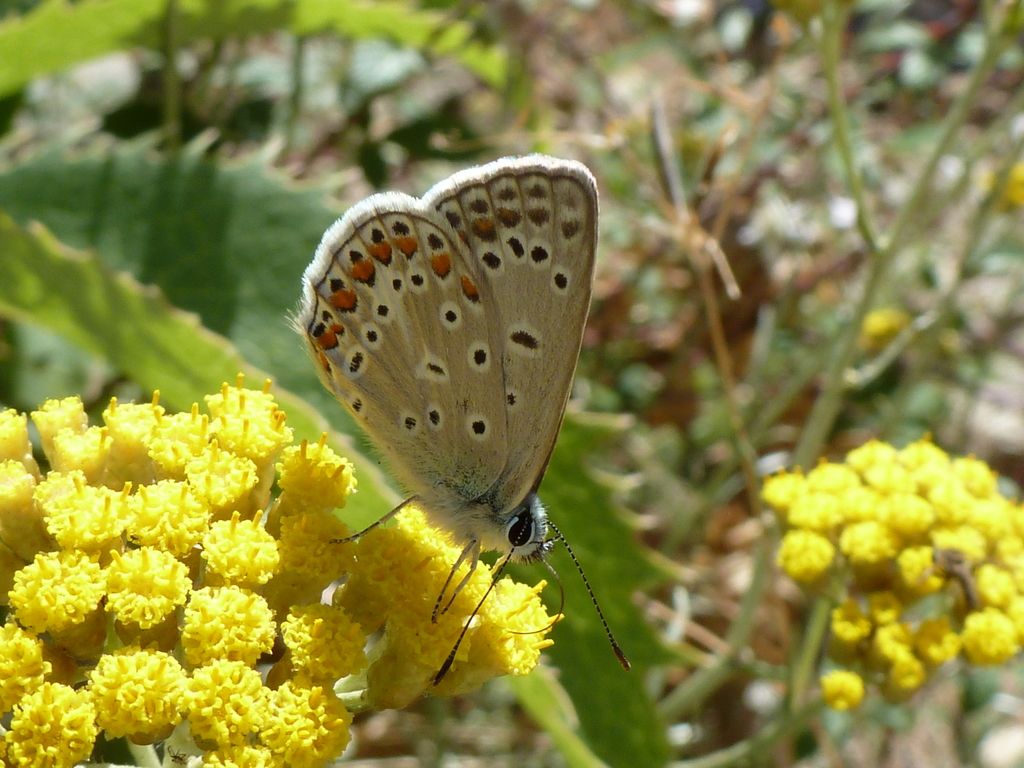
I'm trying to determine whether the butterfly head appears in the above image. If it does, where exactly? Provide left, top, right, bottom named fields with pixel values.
left=504, top=493, right=554, bottom=563
left=502, top=496, right=632, bottom=673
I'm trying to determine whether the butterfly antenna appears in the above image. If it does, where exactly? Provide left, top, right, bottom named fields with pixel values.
left=433, top=553, right=512, bottom=685
left=331, top=497, right=414, bottom=544
left=547, top=521, right=631, bottom=670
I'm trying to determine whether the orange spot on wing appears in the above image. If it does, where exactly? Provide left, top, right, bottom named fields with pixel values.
left=316, top=349, right=331, bottom=371
left=395, top=236, right=419, bottom=257
left=495, top=207, right=521, bottom=227
left=351, top=259, right=375, bottom=283
left=330, top=289, right=358, bottom=311
left=471, top=217, right=496, bottom=239
left=368, top=241, right=393, bottom=264
left=461, top=276, right=480, bottom=303
left=431, top=252, right=452, bottom=278
left=317, top=323, right=344, bottom=350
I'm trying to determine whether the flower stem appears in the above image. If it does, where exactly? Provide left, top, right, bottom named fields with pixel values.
left=794, top=0, right=1015, bottom=468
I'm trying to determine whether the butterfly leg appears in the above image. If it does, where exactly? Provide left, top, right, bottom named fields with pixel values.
left=330, top=496, right=415, bottom=544
left=431, top=539, right=480, bottom=623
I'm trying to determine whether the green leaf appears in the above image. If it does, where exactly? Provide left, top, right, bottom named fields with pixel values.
left=0, top=0, right=506, bottom=98
left=0, top=143, right=345, bottom=411
left=0, top=211, right=399, bottom=523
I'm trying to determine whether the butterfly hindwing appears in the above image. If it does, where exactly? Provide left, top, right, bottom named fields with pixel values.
left=425, top=157, right=598, bottom=511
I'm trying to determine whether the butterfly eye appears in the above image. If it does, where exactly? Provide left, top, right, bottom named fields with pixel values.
left=506, top=508, right=534, bottom=548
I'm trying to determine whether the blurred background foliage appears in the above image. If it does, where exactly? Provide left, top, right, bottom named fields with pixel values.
left=1, top=0, right=1024, bottom=766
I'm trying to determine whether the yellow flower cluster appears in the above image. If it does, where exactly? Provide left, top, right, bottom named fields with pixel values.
left=0, top=377, right=555, bottom=767
left=764, top=438, right=1024, bottom=710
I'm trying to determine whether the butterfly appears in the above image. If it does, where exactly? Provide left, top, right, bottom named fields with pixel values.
left=296, top=155, right=628, bottom=679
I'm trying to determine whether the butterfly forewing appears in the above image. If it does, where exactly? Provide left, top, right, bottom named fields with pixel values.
left=425, top=157, right=598, bottom=511
left=300, top=156, right=596, bottom=532
left=299, top=193, right=510, bottom=504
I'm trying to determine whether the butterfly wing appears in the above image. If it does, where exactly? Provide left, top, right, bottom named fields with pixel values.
left=425, top=156, right=598, bottom=513
left=297, top=192, right=511, bottom=516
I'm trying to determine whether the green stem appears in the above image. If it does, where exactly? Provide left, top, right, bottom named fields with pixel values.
left=792, top=0, right=884, bottom=469
left=793, top=0, right=1012, bottom=469
left=786, top=592, right=832, bottom=713
left=820, top=2, right=880, bottom=254
left=126, top=741, right=161, bottom=768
